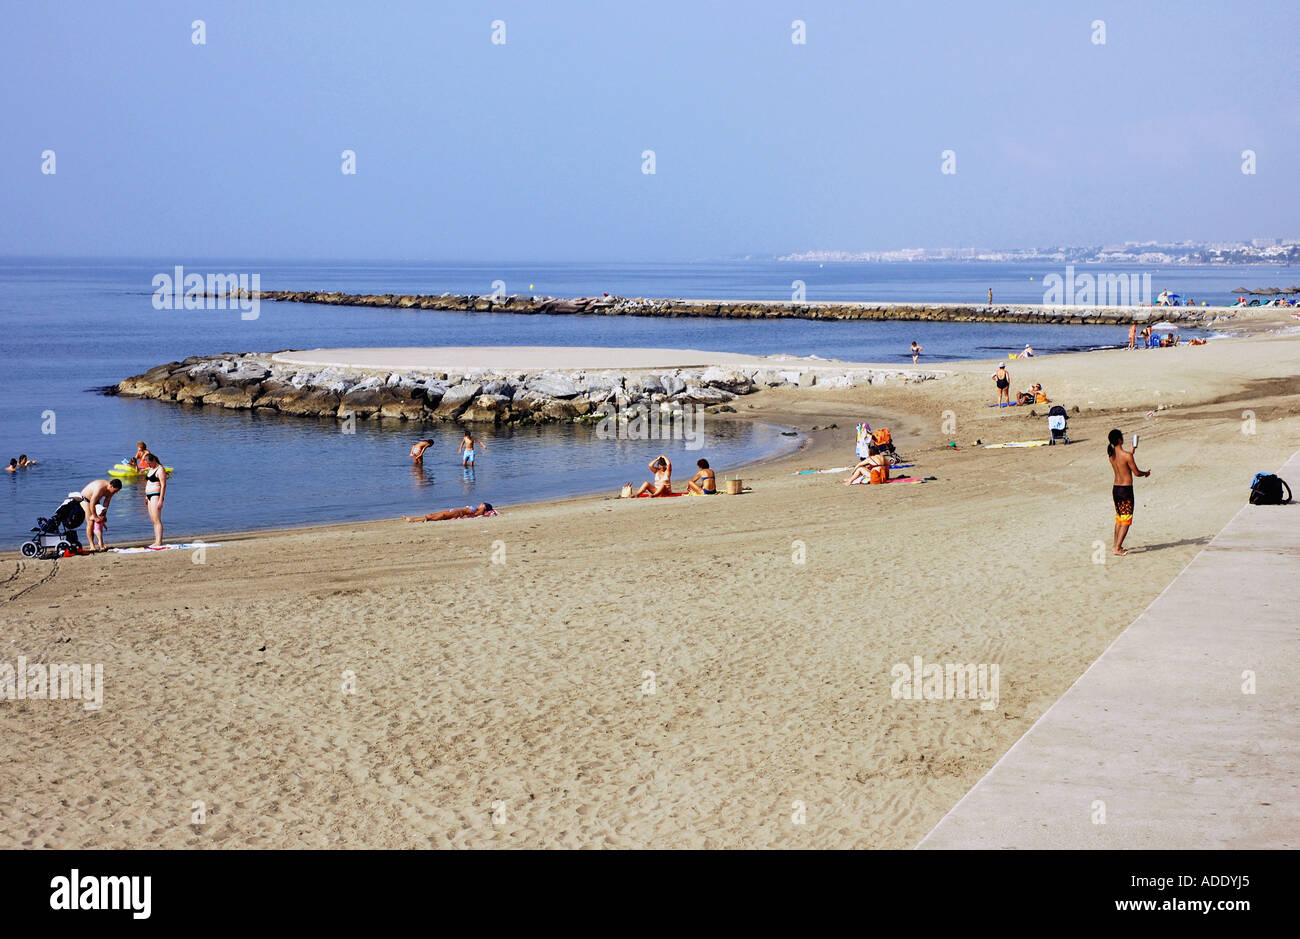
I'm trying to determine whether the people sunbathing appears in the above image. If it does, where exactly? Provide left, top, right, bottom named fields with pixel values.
left=845, top=444, right=891, bottom=485
left=685, top=458, right=717, bottom=495
left=404, top=502, right=497, bottom=522
left=1017, top=382, right=1045, bottom=405
left=634, top=455, right=673, bottom=497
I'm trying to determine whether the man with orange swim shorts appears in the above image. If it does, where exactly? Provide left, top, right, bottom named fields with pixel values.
left=1107, top=428, right=1151, bottom=556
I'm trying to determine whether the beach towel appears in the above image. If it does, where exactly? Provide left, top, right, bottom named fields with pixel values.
left=110, top=542, right=221, bottom=554
left=982, top=441, right=1048, bottom=449
left=792, top=467, right=851, bottom=475
left=849, top=476, right=929, bottom=485
left=634, top=491, right=686, bottom=498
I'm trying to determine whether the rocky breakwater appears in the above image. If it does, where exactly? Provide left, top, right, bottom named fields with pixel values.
left=113, top=353, right=945, bottom=426
left=210, top=288, right=1230, bottom=326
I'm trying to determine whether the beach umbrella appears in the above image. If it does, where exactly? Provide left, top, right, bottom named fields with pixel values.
left=1262, top=287, right=1282, bottom=295
left=1284, top=286, right=1300, bottom=294
left=1232, top=287, right=1249, bottom=293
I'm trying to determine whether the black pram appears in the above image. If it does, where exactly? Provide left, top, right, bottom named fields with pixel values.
left=1047, top=405, right=1070, bottom=445
left=20, top=493, right=86, bottom=559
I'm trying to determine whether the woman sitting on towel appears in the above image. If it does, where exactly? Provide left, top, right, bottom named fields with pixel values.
left=634, top=455, right=673, bottom=497
left=685, top=458, right=717, bottom=495
left=845, top=444, right=891, bottom=485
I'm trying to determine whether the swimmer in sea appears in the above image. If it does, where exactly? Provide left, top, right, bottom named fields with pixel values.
left=910, top=341, right=923, bottom=364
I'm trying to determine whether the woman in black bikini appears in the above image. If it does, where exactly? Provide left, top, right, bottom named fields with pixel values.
left=141, top=451, right=166, bottom=548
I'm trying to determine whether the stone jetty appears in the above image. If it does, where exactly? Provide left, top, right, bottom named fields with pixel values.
left=209, top=288, right=1229, bottom=326
left=112, top=347, right=945, bottom=426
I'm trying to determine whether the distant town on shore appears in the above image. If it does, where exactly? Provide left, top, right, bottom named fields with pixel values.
left=778, top=238, right=1299, bottom=266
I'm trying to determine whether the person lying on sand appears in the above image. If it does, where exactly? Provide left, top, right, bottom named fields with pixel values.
left=685, top=458, right=717, bottom=495
left=404, top=502, right=497, bottom=522
left=634, top=455, right=673, bottom=497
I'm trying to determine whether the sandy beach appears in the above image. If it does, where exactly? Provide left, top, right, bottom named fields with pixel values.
left=3, top=331, right=1298, bottom=849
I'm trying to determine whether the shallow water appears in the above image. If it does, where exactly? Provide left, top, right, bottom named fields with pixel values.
left=0, top=258, right=1241, bottom=546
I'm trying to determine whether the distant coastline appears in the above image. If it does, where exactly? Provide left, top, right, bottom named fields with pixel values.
left=778, top=240, right=1300, bottom=266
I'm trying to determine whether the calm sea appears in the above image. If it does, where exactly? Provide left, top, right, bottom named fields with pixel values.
left=0, top=258, right=1259, bottom=547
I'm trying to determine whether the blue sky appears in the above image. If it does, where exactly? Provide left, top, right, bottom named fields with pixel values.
left=3, top=0, right=1297, bottom=259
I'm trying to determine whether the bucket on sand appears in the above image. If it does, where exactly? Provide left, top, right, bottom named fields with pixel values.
left=724, top=478, right=743, bottom=495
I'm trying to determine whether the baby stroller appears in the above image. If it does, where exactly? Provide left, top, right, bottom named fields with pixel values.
left=20, top=493, right=86, bottom=559
left=1047, top=405, right=1070, bottom=445
left=870, top=427, right=898, bottom=461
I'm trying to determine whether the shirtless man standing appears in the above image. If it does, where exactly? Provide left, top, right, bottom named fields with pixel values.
left=79, top=478, right=122, bottom=549
left=458, top=431, right=485, bottom=467
left=1107, top=429, right=1150, bottom=556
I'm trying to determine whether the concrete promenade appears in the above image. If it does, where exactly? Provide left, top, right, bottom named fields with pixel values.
left=920, top=451, right=1300, bottom=849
